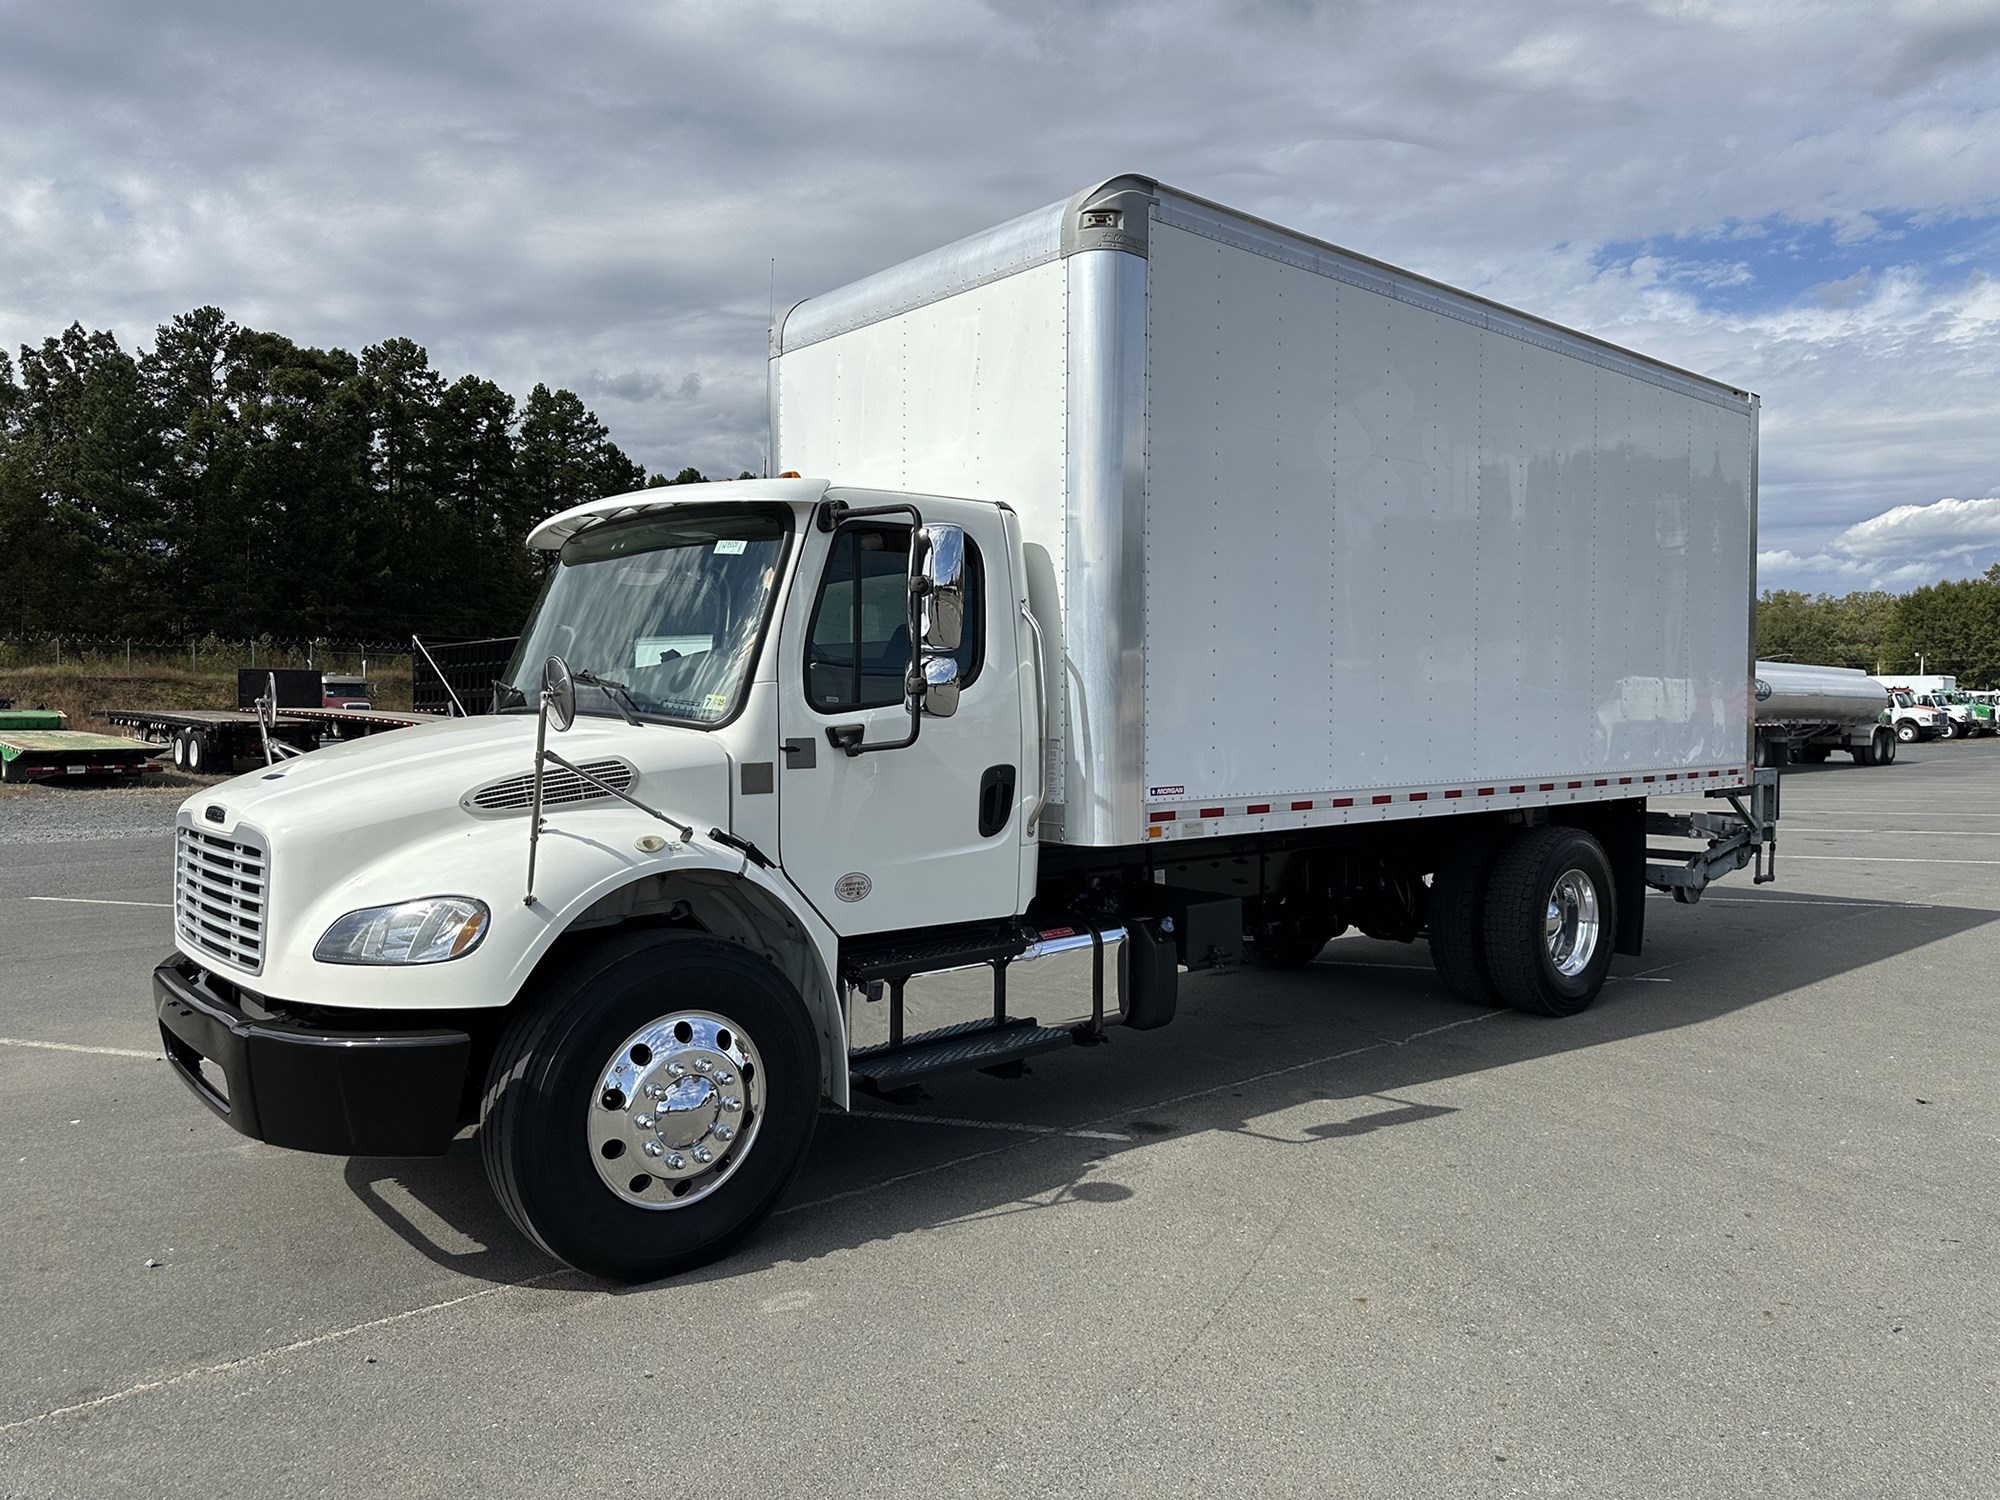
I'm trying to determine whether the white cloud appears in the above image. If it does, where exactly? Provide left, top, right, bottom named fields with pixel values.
left=1758, top=494, right=2000, bottom=592
left=0, top=0, right=1995, bottom=503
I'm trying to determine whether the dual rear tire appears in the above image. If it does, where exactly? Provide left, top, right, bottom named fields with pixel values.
left=1429, top=826, right=1617, bottom=1017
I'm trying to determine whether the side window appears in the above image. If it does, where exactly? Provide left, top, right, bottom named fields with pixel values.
left=805, top=523, right=984, bottom=712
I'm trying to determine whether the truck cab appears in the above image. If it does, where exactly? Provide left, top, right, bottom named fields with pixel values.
left=1882, top=690, right=1944, bottom=743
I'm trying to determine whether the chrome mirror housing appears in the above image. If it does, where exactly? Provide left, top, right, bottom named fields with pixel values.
left=914, top=523, right=965, bottom=652
left=541, top=655, right=576, bottom=733
left=917, top=654, right=961, bottom=718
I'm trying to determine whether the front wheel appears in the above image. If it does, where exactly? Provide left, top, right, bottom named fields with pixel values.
left=1941, top=718, right=1961, bottom=740
left=1895, top=721, right=1920, bottom=744
left=1482, top=827, right=1617, bottom=1017
left=481, top=932, right=821, bottom=1282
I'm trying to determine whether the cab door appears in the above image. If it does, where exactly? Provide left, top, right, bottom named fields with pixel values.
left=775, top=494, right=1026, bottom=936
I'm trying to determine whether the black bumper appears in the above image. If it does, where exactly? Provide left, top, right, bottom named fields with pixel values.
left=154, top=955, right=471, bottom=1157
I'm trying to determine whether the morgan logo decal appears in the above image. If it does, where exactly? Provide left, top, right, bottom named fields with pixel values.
left=1148, top=785, right=1185, bottom=798
left=834, top=871, right=872, bottom=903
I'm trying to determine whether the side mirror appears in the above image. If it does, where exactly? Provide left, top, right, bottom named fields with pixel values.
left=541, top=655, right=576, bottom=733
left=916, top=654, right=960, bottom=719
left=912, top=523, right=965, bottom=652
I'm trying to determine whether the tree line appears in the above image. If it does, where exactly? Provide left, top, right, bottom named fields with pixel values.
left=1757, top=568, right=2000, bottom=687
left=0, top=308, right=741, bottom=643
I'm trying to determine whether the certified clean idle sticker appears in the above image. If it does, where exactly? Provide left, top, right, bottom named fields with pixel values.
left=834, top=872, right=872, bottom=903
left=1754, top=678, right=1772, bottom=702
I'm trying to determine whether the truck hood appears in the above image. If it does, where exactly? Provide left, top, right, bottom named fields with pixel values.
left=181, top=713, right=733, bottom=880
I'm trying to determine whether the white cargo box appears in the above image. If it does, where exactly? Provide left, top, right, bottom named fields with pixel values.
left=773, top=175, right=1758, bottom=848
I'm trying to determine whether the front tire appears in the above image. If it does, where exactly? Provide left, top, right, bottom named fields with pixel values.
left=1482, top=827, right=1617, bottom=1017
left=481, top=932, right=821, bottom=1282
left=1895, top=721, right=1919, bottom=744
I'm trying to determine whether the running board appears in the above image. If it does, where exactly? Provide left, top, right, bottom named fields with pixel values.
left=849, top=1017, right=1075, bottom=1094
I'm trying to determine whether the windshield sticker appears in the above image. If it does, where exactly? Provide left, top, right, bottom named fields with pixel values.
left=635, top=635, right=712, bottom=667
left=713, top=539, right=747, bottom=555
left=703, top=692, right=730, bottom=714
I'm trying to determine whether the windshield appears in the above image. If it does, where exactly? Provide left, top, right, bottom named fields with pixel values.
left=499, top=504, right=792, bottom=725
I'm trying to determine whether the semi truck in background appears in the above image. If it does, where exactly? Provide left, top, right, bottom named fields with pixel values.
left=1753, top=662, right=1897, bottom=766
left=153, top=175, right=1778, bottom=1282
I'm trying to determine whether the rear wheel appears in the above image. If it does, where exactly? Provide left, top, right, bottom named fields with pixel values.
left=1428, top=832, right=1504, bottom=1006
left=481, top=931, right=820, bottom=1282
left=1482, top=827, right=1617, bottom=1017
left=184, top=732, right=208, bottom=775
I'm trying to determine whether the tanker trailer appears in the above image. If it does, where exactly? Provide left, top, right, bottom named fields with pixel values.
left=1754, top=661, right=1897, bottom=767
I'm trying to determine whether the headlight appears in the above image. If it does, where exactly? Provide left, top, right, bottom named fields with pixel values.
left=314, top=896, right=491, bottom=965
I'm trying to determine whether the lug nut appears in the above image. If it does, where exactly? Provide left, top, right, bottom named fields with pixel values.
left=721, top=1096, right=742, bottom=1113
left=642, top=1141, right=665, bottom=1158
left=712, top=1125, right=734, bottom=1143
left=693, top=1058, right=712, bottom=1075
left=667, top=1062, right=685, bottom=1077
left=634, top=1114, right=655, bottom=1130
left=664, top=1152, right=685, bottom=1170
left=713, top=1071, right=734, bottom=1086
left=645, top=1083, right=667, bottom=1100
left=691, top=1146, right=713, bottom=1165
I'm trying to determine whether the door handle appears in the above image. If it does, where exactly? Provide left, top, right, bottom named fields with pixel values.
left=782, top=737, right=817, bottom=770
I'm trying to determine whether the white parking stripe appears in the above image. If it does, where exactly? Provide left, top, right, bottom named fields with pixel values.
left=0, top=1274, right=571, bottom=1435
left=831, top=1109, right=1131, bottom=1142
left=0, top=1037, right=158, bottom=1059
left=24, top=896, right=172, bottom=908
left=1786, top=855, right=2000, bottom=867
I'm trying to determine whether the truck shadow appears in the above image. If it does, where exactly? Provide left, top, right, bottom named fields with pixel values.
left=343, top=888, right=1997, bottom=1288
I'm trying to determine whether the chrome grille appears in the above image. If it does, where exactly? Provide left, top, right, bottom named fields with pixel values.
left=175, top=825, right=267, bottom=974
left=470, top=759, right=635, bottom=812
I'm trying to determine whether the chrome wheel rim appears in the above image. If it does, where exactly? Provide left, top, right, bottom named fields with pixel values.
left=1544, top=870, right=1601, bottom=978
left=587, top=1011, right=764, bottom=1210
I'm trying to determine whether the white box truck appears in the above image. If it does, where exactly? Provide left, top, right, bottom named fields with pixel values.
left=155, top=176, right=1778, bottom=1280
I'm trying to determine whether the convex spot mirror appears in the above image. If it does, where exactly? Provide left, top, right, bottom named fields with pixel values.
left=912, top=523, right=966, bottom=652
left=917, top=655, right=960, bottom=719
left=541, top=655, right=576, bottom=733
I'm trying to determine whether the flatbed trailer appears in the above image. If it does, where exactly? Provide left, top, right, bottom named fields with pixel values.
left=102, top=704, right=426, bottom=774
left=275, top=706, right=432, bottom=740
left=0, top=728, right=165, bottom=783
left=101, top=708, right=316, bottom=776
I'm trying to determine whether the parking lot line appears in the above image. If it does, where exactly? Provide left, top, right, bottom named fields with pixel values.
left=1787, top=854, right=2000, bottom=866
left=0, top=1037, right=158, bottom=1060
left=24, top=896, right=172, bottom=908
left=833, top=1109, right=1132, bottom=1142
left=1791, top=827, right=2000, bottom=837
left=0, top=1274, right=572, bottom=1437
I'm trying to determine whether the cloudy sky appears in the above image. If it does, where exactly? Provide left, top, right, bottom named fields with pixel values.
left=4, top=0, right=1996, bottom=594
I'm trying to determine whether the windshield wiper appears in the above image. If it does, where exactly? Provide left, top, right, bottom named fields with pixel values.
left=572, top=669, right=646, bottom=727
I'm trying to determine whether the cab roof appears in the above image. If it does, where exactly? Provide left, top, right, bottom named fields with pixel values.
left=526, top=477, right=830, bottom=552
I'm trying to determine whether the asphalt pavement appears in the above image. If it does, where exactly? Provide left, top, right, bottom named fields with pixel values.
left=2, top=745, right=1997, bottom=1497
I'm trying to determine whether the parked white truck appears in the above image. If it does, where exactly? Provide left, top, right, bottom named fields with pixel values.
left=156, top=176, right=1778, bottom=1281
left=1753, top=661, right=1897, bottom=766
left=1877, top=675, right=1992, bottom=738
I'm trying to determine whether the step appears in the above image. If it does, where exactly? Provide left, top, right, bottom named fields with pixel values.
left=841, top=922, right=1032, bottom=984
left=849, top=1017, right=1074, bottom=1092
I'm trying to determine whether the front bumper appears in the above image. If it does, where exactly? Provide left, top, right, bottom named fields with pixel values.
left=154, top=954, right=471, bottom=1156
